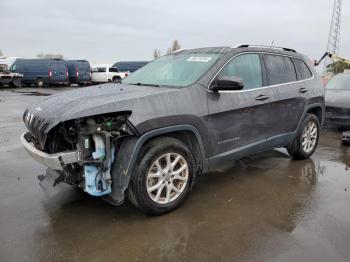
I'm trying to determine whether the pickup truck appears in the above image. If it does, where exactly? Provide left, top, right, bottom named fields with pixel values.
left=0, top=64, right=22, bottom=87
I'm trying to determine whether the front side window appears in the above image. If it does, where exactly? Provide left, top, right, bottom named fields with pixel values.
left=264, top=54, right=297, bottom=85
left=93, top=67, right=106, bottom=73
left=122, top=53, right=220, bottom=87
left=218, top=53, right=263, bottom=90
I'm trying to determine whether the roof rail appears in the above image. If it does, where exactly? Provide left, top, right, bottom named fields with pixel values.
left=234, top=44, right=297, bottom=53
left=171, top=48, right=188, bottom=54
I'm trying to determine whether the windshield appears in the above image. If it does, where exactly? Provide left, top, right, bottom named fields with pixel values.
left=326, top=74, right=350, bottom=90
left=122, top=53, right=220, bottom=87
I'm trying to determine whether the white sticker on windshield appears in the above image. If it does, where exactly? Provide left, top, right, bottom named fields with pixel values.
left=187, top=57, right=212, bottom=62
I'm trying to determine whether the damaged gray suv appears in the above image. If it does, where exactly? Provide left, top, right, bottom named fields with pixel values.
left=21, top=45, right=324, bottom=215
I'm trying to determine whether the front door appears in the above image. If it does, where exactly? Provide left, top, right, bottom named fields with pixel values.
left=206, top=53, right=276, bottom=156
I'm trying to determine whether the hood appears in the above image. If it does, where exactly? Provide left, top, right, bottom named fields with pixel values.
left=325, top=89, right=350, bottom=109
left=24, top=83, right=178, bottom=145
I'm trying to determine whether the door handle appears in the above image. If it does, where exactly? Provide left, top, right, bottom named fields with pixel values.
left=299, top=87, right=308, bottom=94
left=255, top=94, right=269, bottom=101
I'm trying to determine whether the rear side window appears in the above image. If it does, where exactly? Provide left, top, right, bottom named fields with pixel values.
left=293, top=59, right=313, bottom=80
left=93, top=67, right=106, bottom=73
left=219, top=53, right=262, bottom=90
left=264, top=54, right=296, bottom=85
left=109, top=67, right=118, bottom=72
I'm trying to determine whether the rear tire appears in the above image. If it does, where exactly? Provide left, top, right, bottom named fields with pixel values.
left=37, top=78, right=45, bottom=87
left=112, top=76, right=121, bottom=83
left=129, top=137, right=195, bottom=215
left=287, top=114, right=320, bottom=160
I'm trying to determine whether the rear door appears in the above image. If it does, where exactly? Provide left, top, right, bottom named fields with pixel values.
left=50, top=60, right=60, bottom=82
left=78, top=62, right=90, bottom=82
left=262, top=54, right=308, bottom=138
left=206, top=53, right=276, bottom=156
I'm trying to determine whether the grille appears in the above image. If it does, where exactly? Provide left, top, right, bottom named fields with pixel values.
left=23, top=109, right=49, bottom=148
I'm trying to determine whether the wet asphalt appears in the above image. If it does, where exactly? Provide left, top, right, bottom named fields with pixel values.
left=0, top=87, right=350, bottom=262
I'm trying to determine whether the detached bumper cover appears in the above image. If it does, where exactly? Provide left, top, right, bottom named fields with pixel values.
left=21, top=132, right=78, bottom=170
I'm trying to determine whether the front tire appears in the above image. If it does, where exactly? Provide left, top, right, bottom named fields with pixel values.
left=129, top=137, right=195, bottom=215
left=287, top=114, right=320, bottom=160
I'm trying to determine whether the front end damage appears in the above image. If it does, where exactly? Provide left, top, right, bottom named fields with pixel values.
left=22, top=112, right=137, bottom=202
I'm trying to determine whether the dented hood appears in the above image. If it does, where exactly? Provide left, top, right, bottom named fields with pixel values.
left=24, top=83, right=178, bottom=145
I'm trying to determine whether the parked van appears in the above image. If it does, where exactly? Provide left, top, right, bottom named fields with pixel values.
left=91, top=64, right=127, bottom=83
left=111, top=61, right=149, bottom=73
left=66, top=60, right=91, bottom=86
left=11, top=59, right=69, bottom=87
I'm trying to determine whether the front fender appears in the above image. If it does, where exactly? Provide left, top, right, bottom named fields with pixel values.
left=103, top=125, right=206, bottom=205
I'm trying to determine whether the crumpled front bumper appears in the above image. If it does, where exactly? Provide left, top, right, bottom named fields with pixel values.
left=21, top=132, right=78, bottom=170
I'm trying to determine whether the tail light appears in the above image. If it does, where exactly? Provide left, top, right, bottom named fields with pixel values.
left=125, top=73, right=128, bottom=77
left=48, top=69, right=52, bottom=78
left=66, top=70, right=68, bottom=77
left=76, top=71, right=79, bottom=77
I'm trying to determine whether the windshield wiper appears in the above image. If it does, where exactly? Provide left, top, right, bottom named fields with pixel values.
left=131, top=82, right=160, bottom=87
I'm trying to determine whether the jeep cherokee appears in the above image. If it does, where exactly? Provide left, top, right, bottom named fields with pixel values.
left=21, top=45, right=325, bottom=215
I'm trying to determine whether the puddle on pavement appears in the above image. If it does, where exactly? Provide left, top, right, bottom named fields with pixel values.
left=26, top=148, right=350, bottom=262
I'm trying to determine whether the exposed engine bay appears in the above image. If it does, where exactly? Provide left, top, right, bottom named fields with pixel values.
left=25, top=113, right=135, bottom=197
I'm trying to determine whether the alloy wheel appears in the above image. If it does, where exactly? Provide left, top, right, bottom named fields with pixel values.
left=146, top=152, right=189, bottom=205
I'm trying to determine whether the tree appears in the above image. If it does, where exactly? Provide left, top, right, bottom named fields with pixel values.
left=326, top=61, right=350, bottom=75
left=153, top=39, right=182, bottom=57
left=171, top=40, right=181, bottom=52
left=37, top=53, right=64, bottom=59
left=153, top=49, right=161, bottom=59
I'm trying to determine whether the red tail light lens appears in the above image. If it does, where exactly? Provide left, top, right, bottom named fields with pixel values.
left=76, top=71, right=79, bottom=77
left=125, top=73, right=128, bottom=77
left=48, top=70, right=52, bottom=77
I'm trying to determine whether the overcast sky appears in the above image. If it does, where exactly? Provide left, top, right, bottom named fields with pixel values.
left=0, top=0, right=349, bottom=65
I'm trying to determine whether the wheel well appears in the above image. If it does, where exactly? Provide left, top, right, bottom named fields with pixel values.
left=146, top=131, right=204, bottom=174
left=307, top=106, right=323, bottom=125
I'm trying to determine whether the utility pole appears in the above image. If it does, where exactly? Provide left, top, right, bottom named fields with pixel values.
left=324, top=0, right=342, bottom=72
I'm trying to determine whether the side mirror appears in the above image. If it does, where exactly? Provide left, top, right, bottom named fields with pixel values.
left=212, top=76, right=244, bottom=91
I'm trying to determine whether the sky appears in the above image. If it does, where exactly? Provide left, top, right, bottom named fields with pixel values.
left=0, top=0, right=349, bottom=65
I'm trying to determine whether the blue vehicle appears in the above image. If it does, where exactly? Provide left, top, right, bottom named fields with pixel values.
left=111, top=61, right=149, bottom=73
left=11, top=59, right=69, bottom=87
left=65, top=60, right=91, bottom=86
